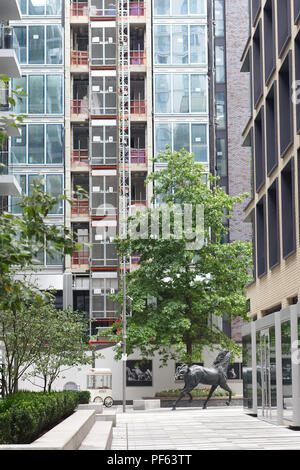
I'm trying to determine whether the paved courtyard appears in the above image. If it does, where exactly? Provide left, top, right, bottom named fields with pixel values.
left=110, top=406, right=300, bottom=450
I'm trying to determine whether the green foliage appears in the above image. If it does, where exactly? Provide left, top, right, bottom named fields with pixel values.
left=0, top=75, right=27, bottom=146
left=155, top=388, right=236, bottom=398
left=77, top=390, right=91, bottom=404
left=110, top=148, right=253, bottom=365
left=0, top=390, right=79, bottom=444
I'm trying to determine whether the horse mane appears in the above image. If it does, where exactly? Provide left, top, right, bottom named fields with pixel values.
left=213, top=350, right=231, bottom=371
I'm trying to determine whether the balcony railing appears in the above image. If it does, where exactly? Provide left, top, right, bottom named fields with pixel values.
left=90, top=3, right=117, bottom=17
left=71, top=50, right=88, bottom=66
left=72, top=149, right=89, bottom=166
left=0, top=26, right=20, bottom=62
left=129, top=1, right=145, bottom=16
left=71, top=2, right=88, bottom=17
left=130, top=149, right=146, bottom=164
left=72, top=250, right=89, bottom=266
left=130, top=50, right=146, bottom=65
left=72, top=98, right=89, bottom=116
left=71, top=198, right=89, bottom=216
left=130, top=100, right=146, bottom=114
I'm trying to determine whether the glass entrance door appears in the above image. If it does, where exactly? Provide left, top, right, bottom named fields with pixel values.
left=257, top=327, right=277, bottom=422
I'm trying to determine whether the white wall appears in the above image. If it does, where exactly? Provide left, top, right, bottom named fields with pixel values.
left=19, top=346, right=243, bottom=399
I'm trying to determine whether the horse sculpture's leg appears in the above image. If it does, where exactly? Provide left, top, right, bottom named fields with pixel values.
left=220, top=382, right=232, bottom=406
left=172, top=387, right=192, bottom=410
left=202, top=385, right=217, bottom=409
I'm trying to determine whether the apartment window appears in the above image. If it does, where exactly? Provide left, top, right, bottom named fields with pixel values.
left=253, top=20, right=263, bottom=107
left=18, top=0, right=62, bottom=15
left=11, top=174, right=63, bottom=215
left=10, top=124, right=64, bottom=165
left=295, top=31, right=300, bottom=134
left=266, top=82, right=278, bottom=175
left=216, top=136, right=227, bottom=177
left=277, top=0, right=291, bottom=57
left=155, top=73, right=207, bottom=114
left=295, top=0, right=300, bottom=23
left=254, top=106, right=265, bottom=192
left=155, top=122, right=208, bottom=162
left=13, top=74, right=63, bottom=115
left=154, top=0, right=206, bottom=15
left=29, top=75, right=44, bottom=114
left=215, top=0, right=224, bottom=37
left=279, top=51, right=294, bottom=157
left=268, top=178, right=280, bottom=269
left=216, top=92, right=226, bottom=129
left=264, top=0, right=276, bottom=85
left=252, top=0, right=261, bottom=24
left=256, top=195, right=267, bottom=278
left=251, top=208, right=256, bottom=280
left=13, top=25, right=63, bottom=65
left=215, top=45, right=225, bottom=83
left=281, top=157, right=296, bottom=259
left=154, top=24, right=207, bottom=65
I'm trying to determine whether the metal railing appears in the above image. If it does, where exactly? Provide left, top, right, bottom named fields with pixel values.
left=72, top=149, right=89, bottom=165
left=129, top=1, right=145, bottom=16
left=71, top=2, right=88, bottom=17
left=71, top=198, right=89, bottom=216
left=0, top=26, right=20, bottom=61
left=130, top=100, right=146, bottom=114
left=71, top=50, right=88, bottom=66
left=130, top=49, right=146, bottom=65
left=130, top=149, right=146, bottom=164
left=72, top=250, right=89, bottom=266
left=71, top=98, right=89, bottom=115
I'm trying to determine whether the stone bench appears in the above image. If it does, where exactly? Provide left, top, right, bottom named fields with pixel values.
left=133, top=399, right=161, bottom=410
left=0, top=409, right=96, bottom=450
left=77, top=403, right=103, bottom=414
left=79, top=421, right=113, bottom=450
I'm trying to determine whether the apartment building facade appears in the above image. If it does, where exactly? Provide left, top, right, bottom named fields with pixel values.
left=9, top=0, right=251, bottom=399
left=241, top=0, right=300, bottom=427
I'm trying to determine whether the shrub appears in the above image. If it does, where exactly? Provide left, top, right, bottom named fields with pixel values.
left=155, top=388, right=236, bottom=398
left=77, top=390, right=91, bottom=404
left=0, top=390, right=80, bottom=444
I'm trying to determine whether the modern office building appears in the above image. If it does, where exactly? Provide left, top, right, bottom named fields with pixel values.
left=242, top=0, right=300, bottom=427
left=0, top=0, right=22, bottom=209
left=9, top=0, right=251, bottom=399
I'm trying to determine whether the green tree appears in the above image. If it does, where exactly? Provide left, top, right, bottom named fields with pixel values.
left=23, top=307, right=95, bottom=393
left=109, top=148, right=252, bottom=365
left=0, top=74, right=27, bottom=146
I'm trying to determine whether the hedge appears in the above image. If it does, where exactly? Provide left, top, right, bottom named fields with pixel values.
left=0, top=390, right=80, bottom=444
left=77, top=390, right=91, bottom=404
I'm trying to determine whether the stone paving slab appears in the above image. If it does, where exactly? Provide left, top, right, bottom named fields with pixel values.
left=110, top=406, right=300, bottom=450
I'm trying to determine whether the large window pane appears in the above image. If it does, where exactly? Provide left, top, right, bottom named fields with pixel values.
left=191, top=74, right=207, bottom=112
left=192, top=124, right=207, bottom=162
left=29, top=26, right=44, bottom=64
left=29, top=174, right=44, bottom=194
left=281, top=320, right=293, bottom=422
left=215, top=0, right=224, bottom=37
left=216, top=92, right=226, bottom=129
left=154, top=0, right=170, bottom=15
left=46, top=174, right=63, bottom=214
left=46, top=25, right=63, bottom=64
left=14, top=27, right=27, bottom=64
left=46, top=75, right=63, bottom=113
left=46, top=0, right=62, bottom=15
left=173, top=123, right=189, bottom=152
left=11, top=125, right=26, bottom=164
left=173, top=74, right=189, bottom=113
left=155, top=123, right=171, bottom=155
left=18, top=0, right=27, bottom=14
left=190, top=0, right=206, bottom=14
left=172, top=25, right=188, bottom=64
left=28, top=125, right=44, bottom=164
left=11, top=174, right=26, bottom=214
left=12, top=76, right=27, bottom=114
left=155, top=75, right=171, bottom=113
left=29, top=75, right=44, bottom=113
left=29, top=0, right=45, bottom=15
left=190, top=25, right=206, bottom=64
left=172, top=0, right=188, bottom=15
left=154, top=25, right=170, bottom=65
left=216, top=45, right=225, bottom=83
left=46, top=124, right=63, bottom=164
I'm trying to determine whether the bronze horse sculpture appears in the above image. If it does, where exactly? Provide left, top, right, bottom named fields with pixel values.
left=172, top=350, right=232, bottom=410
